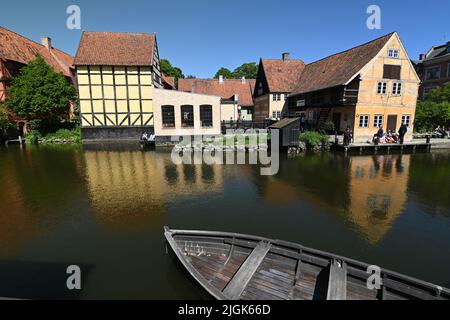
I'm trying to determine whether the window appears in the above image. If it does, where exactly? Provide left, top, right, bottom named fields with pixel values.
left=425, top=66, right=440, bottom=80
left=374, top=115, right=383, bottom=128
left=272, top=111, right=281, bottom=119
left=401, top=115, right=411, bottom=127
left=181, top=105, right=194, bottom=127
left=200, top=105, right=213, bottom=127
left=273, top=93, right=281, bottom=101
left=388, top=49, right=400, bottom=58
left=377, top=82, right=387, bottom=94
left=359, top=115, right=369, bottom=128
left=161, top=105, right=175, bottom=128
left=383, top=65, right=401, bottom=80
left=392, top=82, right=402, bottom=95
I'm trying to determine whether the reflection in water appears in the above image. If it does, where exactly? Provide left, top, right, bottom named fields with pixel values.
left=348, top=155, right=409, bottom=244
left=82, top=150, right=223, bottom=231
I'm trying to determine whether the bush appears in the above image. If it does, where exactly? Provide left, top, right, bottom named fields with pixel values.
left=0, top=104, right=14, bottom=140
left=25, top=130, right=42, bottom=144
left=415, top=84, right=450, bottom=132
left=299, top=131, right=330, bottom=149
left=323, top=120, right=335, bottom=133
left=43, top=127, right=81, bottom=143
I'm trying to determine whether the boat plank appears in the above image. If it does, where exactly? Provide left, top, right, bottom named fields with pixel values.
left=223, top=241, right=272, bottom=300
left=327, top=261, right=347, bottom=300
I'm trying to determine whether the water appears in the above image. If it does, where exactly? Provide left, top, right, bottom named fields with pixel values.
left=0, top=144, right=449, bottom=299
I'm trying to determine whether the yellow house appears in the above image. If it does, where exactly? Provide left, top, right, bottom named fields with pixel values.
left=73, top=32, right=162, bottom=140
left=288, top=32, right=420, bottom=143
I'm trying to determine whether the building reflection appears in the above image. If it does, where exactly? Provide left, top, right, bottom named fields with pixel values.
left=257, top=154, right=410, bottom=245
left=82, top=149, right=224, bottom=231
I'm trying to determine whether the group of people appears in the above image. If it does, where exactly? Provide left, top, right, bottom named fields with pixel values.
left=433, top=126, right=449, bottom=138
left=141, top=131, right=155, bottom=142
left=372, top=123, right=408, bottom=145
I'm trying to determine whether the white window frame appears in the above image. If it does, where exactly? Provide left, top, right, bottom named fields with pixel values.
left=272, top=93, right=281, bottom=101
left=388, top=49, right=400, bottom=58
left=373, top=115, right=383, bottom=128
left=272, top=111, right=281, bottom=119
left=392, top=82, right=402, bottom=95
left=377, top=81, right=387, bottom=94
left=401, top=115, right=411, bottom=127
left=359, top=115, right=370, bottom=128
left=425, top=66, right=441, bottom=80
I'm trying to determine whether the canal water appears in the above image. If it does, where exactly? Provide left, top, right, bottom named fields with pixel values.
left=0, top=144, right=449, bottom=299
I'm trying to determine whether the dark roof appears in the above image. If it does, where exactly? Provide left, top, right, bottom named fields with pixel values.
left=269, top=117, right=300, bottom=129
left=178, top=78, right=255, bottom=106
left=74, top=32, right=156, bottom=66
left=0, top=26, right=74, bottom=77
left=291, top=33, right=394, bottom=96
left=260, top=59, right=305, bottom=92
left=423, top=42, right=450, bottom=60
left=162, top=73, right=175, bottom=89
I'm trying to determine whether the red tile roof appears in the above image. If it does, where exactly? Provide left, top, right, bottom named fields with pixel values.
left=178, top=78, right=255, bottom=106
left=0, top=26, right=74, bottom=77
left=74, top=32, right=156, bottom=66
left=260, top=59, right=305, bottom=92
left=162, top=73, right=175, bottom=89
left=291, top=33, right=394, bottom=95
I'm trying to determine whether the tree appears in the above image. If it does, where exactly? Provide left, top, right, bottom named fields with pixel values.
left=0, top=103, right=14, bottom=139
left=6, top=55, right=77, bottom=121
left=214, top=67, right=234, bottom=79
left=161, top=59, right=184, bottom=80
left=213, top=62, right=258, bottom=79
left=415, top=83, right=450, bottom=132
left=232, top=62, right=258, bottom=79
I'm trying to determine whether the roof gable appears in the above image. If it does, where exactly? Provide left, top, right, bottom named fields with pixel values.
left=74, top=32, right=156, bottom=66
left=292, top=33, right=394, bottom=95
left=260, top=59, right=305, bottom=93
left=0, top=26, right=74, bottom=77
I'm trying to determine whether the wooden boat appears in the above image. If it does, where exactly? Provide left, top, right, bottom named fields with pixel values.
left=164, top=227, right=450, bottom=300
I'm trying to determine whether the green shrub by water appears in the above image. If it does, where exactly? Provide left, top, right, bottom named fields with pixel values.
left=26, top=127, right=81, bottom=144
left=25, top=130, right=42, bottom=144
left=299, top=131, right=330, bottom=148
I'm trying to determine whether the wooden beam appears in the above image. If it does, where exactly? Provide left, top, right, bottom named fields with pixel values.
left=327, top=260, right=347, bottom=300
left=223, top=241, right=271, bottom=300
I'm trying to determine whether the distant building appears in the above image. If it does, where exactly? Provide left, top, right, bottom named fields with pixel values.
left=288, top=32, right=420, bottom=143
left=253, top=54, right=305, bottom=121
left=162, top=73, right=176, bottom=90
left=0, top=26, right=74, bottom=133
left=73, top=32, right=163, bottom=140
left=178, top=76, right=255, bottom=121
left=414, top=41, right=450, bottom=99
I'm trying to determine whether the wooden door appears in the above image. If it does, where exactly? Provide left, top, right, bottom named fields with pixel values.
left=387, top=115, right=397, bottom=132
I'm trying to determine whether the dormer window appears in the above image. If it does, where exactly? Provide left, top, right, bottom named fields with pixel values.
left=388, top=49, right=400, bottom=58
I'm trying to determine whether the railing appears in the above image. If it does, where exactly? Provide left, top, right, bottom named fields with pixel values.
left=221, top=120, right=276, bottom=133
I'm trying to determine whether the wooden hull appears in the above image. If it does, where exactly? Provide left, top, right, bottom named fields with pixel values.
left=164, top=227, right=450, bottom=300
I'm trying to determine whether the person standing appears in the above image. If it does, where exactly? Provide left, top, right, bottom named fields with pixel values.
left=398, top=122, right=408, bottom=144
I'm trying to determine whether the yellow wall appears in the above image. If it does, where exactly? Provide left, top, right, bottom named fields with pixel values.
left=352, top=34, right=420, bottom=142
left=77, top=66, right=154, bottom=127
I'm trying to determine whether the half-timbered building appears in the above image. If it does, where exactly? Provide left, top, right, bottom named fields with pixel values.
left=73, top=32, right=163, bottom=140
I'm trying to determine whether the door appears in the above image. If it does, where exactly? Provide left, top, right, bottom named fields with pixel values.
left=332, top=112, right=341, bottom=133
left=387, top=115, right=397, bottom=132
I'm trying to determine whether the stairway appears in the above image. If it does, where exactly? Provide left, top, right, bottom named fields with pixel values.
left=315, top=108, right=331, bottom=130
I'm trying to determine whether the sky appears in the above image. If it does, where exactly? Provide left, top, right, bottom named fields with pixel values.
left=1, top=0, right=449, bottom=78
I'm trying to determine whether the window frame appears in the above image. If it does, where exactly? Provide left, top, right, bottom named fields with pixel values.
left=373, top=114, right=383, bottom=128
left=401, top=114, right=411, bottom=127
left=392, top=82, right=402, bottom=95
left=272, top=93, right=281, bottom=101
left=425, top=66, right=441, bottom=80
left=359, top=115, right=370, bottom=128
left=388, top=49, right=400, bottom=58
left=377, top=81, right=387, bottom=94
left=180, top=105, right=194, bottom=128
left=161, top=105, right=175, bottom=128
left=199, top=105, right=213, bottom=128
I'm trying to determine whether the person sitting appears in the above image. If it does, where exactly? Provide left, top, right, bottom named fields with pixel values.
left=373, top=127, right=384, bottom=144
left=141, top=131, right=148, bottom=141
left=385, top=130, right=395, bottom=144
left=148, top=133, right=155, bottom=142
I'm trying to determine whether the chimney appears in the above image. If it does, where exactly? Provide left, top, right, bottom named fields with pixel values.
left=41, top=36, right=52, bottom=50
left=282, top=52, right=290, bottom=61
left=219, top=75, right=224, bottom=84
left=419, top=53, right=426, bottom=61
left=241, top=76, right=246, bottom=84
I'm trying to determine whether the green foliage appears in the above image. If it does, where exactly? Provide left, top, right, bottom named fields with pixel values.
left=0, top=103, right=14, bottom=140
left=415, top=84, right=450, bottom=132
left=323, top=120, right=335, bottom=133
left=25, top=130, right=42, bottom=144
left=43, top=127, right=81, bottom=143
left=299, top=131, right=330, bottom=149
left=6, top=55, right=77, bottom=121
left=214, top=67, right=234, bottom=79
left=214, top=62, right=258, bottom=79
left=160, top=59, right=185, bottom=86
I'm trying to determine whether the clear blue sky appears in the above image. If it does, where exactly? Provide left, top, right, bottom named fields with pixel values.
left=1, top=0, right=449, bottom=78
